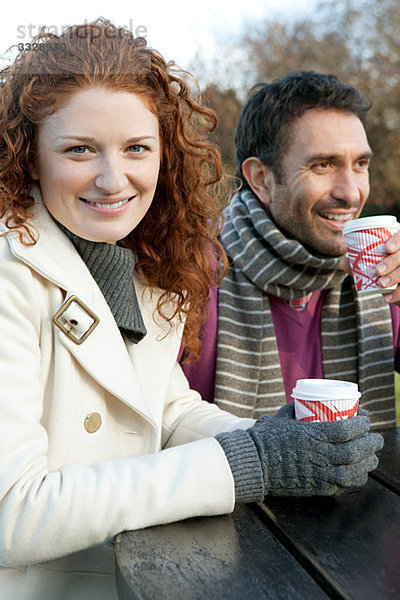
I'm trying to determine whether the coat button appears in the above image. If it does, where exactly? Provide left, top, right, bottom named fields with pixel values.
left=84, top=412, right=102, bottom=433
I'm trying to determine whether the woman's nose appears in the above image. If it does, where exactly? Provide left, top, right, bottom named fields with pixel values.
left=94, top=158, right=128, bottom=194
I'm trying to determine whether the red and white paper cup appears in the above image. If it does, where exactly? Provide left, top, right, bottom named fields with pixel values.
left=343, top=215, right=399, bottom=294
left=292, top=379, right=361, bottom=423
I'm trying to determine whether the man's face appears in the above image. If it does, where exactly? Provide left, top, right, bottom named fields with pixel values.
left=261, top=109, right=372, bottom=256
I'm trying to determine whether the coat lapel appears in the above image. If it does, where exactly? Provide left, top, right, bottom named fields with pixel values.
left=3, top=201, right=157, bottom=426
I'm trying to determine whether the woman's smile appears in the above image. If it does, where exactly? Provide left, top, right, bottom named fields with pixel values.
left=79, top=195, right=136, bottom=211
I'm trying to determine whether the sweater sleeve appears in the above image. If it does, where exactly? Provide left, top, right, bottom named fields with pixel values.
left=389, top=303, right=400, bottom=372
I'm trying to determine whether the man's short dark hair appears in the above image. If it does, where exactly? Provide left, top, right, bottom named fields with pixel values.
left=235, top=70, right=371, bottom=187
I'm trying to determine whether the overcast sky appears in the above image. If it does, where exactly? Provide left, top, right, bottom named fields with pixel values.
left=0, top=0, right=316, bottom=70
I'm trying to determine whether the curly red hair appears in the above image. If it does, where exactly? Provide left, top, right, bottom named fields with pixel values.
left=0, top=18, right=227, bottom=361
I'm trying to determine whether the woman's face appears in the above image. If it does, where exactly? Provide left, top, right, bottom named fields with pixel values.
left=31, top=86, right=161, bottom=244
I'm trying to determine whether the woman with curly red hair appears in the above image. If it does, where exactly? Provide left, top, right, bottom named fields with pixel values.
left=0, top=18, right=383, bottom=600
left=0, top=19, right=226, bottom=360
left=0, top=18, right=260, bottom=600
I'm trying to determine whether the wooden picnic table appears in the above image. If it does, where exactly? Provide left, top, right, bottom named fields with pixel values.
left=115, top=427, right=400, bottom=600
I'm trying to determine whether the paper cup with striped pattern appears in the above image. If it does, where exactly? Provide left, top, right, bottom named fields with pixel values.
left=292, top=379, right=360, bottom=422
left=343, top=215, right=399, bottom=294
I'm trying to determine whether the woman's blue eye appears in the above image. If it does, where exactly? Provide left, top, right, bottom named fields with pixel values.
left=71, top=146, right=87, bottom=154
left=128, top=145, right=144, bottom=152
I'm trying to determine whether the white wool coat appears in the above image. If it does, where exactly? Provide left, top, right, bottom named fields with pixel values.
left=0, top=202, right=253, bottom=600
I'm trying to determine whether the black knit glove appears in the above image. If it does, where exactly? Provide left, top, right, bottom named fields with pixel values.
left=216, top=403, right=383, bottom=502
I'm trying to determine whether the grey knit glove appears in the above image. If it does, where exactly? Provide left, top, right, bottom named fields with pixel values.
left=216, top=403, right=383, bottom=502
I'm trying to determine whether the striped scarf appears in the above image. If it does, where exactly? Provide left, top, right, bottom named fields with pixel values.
left=215, top=189, right=396, bottom=429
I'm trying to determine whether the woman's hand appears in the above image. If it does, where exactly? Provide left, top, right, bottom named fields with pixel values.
left=216, top=403, right=384, bottom=502
left=249, top=403, right=383, bottom=497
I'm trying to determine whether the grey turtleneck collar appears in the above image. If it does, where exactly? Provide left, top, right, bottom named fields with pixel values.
left=57, top=222, right=147, bottom=344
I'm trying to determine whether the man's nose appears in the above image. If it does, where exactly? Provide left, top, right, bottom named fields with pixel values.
left=95, top=158, right=128, bottom=194
left=331, top=168, right=365, bottom=205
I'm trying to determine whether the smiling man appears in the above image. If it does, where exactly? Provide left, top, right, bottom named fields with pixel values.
left=247, top=108, right=372, bottom=257
left=182, top=70, right=400, bottom=429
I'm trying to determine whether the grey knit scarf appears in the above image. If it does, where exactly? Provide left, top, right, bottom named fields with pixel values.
left=215, top=189, right=396, bottom=429
left=58, top=224, right=147, bottom=344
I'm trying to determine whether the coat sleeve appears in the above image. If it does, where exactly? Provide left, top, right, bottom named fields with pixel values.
left=0, top=244, right=235, bottom=568
left=162, top=360, right=255, bottom=448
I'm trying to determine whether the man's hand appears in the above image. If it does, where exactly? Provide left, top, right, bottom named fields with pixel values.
left=340, top=230, right=400, bottom=305
left=375, top=230, right=400, bottom=304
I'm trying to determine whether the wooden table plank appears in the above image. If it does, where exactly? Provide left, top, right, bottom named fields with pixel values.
left=257, top=479, right=400, bottom=600
left=115, top=504, right=330, bottom=600
left=370, top=428, right=400, bottom=493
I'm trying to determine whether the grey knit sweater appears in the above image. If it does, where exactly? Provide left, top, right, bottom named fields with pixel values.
left=58, top=223, right=147, bottom=344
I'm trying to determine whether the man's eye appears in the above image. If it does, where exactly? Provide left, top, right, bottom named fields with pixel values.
left=357, top=159, right=370, bottom=169
left=312, top=161, right=332, bottom=172
left=316, top=161, right=330, bottom=169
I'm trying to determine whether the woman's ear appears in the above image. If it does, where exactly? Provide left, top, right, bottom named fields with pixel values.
left=241, top=157, right=273, bottom=206
left=28, top=160, right=39, bottom=180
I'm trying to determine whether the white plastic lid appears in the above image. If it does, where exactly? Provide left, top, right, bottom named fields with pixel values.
left=343, top=215, right=399, bottom=235
left=291, top=378, right=361, bottom=401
